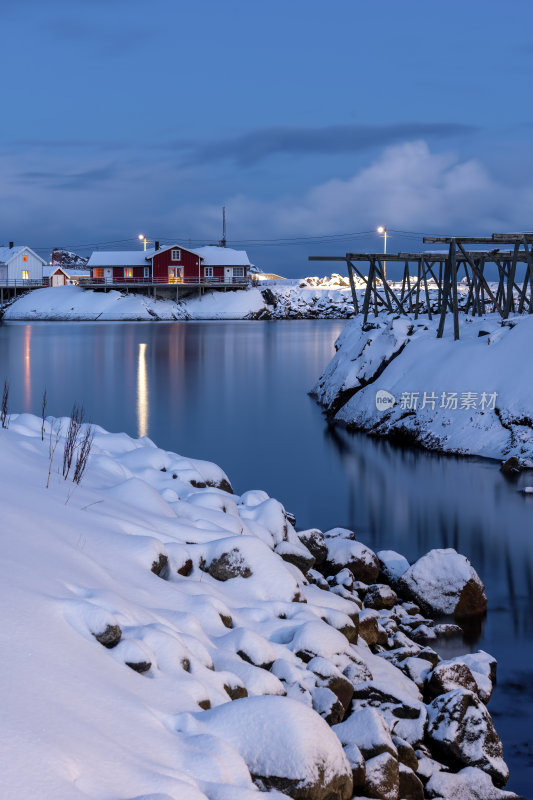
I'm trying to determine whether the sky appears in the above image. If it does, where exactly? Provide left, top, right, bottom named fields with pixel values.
left=2, top=0, right=533, bottom=275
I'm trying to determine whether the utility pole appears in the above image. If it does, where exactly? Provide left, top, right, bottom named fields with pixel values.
left=219, top=207, right=227, bottom=247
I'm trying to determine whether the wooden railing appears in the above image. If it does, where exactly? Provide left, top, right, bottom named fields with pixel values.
left=78, top=276, right=250, bottom=286
left=0, top=278, right=49, bottom=287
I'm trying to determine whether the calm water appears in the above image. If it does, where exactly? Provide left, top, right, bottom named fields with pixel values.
left=1, top=320, right=532, bottom=794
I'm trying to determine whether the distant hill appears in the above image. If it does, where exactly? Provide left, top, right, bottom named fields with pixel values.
left=50, top=249, right=89, bottom=268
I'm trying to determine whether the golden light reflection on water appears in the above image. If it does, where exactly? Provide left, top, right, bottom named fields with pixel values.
left=24, top=325, right=31, bottom=411
left=137, top=342, right=148, bottom=438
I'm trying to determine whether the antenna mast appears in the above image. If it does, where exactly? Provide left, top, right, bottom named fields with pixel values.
left=219, top=206, right=227, bottom=247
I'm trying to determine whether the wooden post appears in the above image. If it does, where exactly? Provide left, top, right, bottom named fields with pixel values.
left=346, top=259, right=359, bottom=314
left=422, top=257, right=432, bottom=320
left=414, top=258, right=421, bottom=319
left=437, top=252, right=452, bottom=339
left=450, top=239, right=459, bottom=340
left=503, top=243, right=519, bottom=318
left=362, top=260, right=374, bottom=324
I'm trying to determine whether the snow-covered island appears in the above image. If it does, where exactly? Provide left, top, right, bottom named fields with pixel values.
left=0, top=413, right=520, bottom=799
left=2, top=277, right=357, bottom=321
left=313, top=314, right=533, bottom=466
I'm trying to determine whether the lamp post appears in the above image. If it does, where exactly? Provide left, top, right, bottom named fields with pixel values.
left=377, top=225, right=387, bottom=281
left=138, top=234, right=147, bottom=251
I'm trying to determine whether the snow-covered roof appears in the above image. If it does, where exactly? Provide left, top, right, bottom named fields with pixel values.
left=192, top=246, right=251, bottom=267
left=44, top=266, right=91, bottom=278
left=0, top=246, right=46, bottom=265
left=87, top=250, right=155, bottom=267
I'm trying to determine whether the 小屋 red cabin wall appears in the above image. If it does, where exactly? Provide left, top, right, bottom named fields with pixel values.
left=151, top=247, right=200, bottom=280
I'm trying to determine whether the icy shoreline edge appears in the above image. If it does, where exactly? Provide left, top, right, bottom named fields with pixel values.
left=0, top=412, right=521, bottom=799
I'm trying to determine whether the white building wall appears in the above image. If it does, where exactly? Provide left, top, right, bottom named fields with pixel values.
left=7, top=249, right=43, bottom=281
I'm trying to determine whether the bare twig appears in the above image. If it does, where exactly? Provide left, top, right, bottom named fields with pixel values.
left=41, top=389, right=47, bottom=441
left=47, top=420, right=62, bottom=489
left=63, top=403, right=84, bottom=480
left=1, top=380, right=9, bottom=429
left=73, top=425, right=94, bottom=485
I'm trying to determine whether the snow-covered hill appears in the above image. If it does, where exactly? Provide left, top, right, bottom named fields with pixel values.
left=313, top=314, right=533, bottom=465
left=0, top=413, right=518, bottom=799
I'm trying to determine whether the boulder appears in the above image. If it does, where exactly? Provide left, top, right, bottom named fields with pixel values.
left=392, top=736, right=418, bottom=772
left=202, top=548, right=252, bottom=581
left=333, top=707, right=397, bottom=761
left=194, top=696, right=353, bottom=800
left=500, top=457, right=521, bottom=475
left=363, top=752, right=400, bottom=800
left=377, top=549, right=410, bottom=589
left=425, top=766, right=520, bottom=800
left=426, top=661, right=479, bottom=700
left=358, top=610, right=380, bottom=645
left=426, top=689, right=509, bottom=787
left=351, top=682, right=427, bottom=746
left=398, top=549, right=487, bottom=619
left=398, top=763, right=424, bottom=800
left=298, top=529, right=328, bottom=565
left=275, top=540, right=315, bottom=574
left=342, top=743, right=365, bottom=790
left=150, top=553, right=169, bottom=578
left=324, top=537, right=380, bottom=584
left=364, top=583, right=398, bottom=610
left=93, top=623, right=122, bottom=649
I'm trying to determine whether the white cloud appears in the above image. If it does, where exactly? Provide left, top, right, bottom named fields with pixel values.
left=202, top=141, right=533, bottom=237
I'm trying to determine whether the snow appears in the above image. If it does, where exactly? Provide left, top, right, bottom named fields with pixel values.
left=3, top=282, right=355, bottom=321
left=192, top=247, right=251, bottom=267
left=87, top=250, right=154, bottom=266
left=313, top=313, right=533, bottom=463
left=400, top=548, right=485, bottom=616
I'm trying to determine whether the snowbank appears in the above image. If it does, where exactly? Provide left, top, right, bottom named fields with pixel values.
left=0, top=414, right=517, bottom=798
left=2, top=282, right=356, bottom=321
left=313, top=314, right=533, bottom=464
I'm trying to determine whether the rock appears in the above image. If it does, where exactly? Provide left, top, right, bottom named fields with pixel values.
left=93, top=623, right=122, bottom=649
left=275, top=540, right=315, bottom=574
left=342, top=743, right=365, bottom=790
left=458, top=651, right=497, bottom=704
left=202, top=548, right=252, bottom=581
left=125, top=660, right=151, bottom=673
left=500, top=457, right=522, bottom=475
left=410, top=623, right=437, bottom=644
left=398, top=763, right=424, bottom=800
left=392, top=736, right=418, bottom=772
left=398, top=548, right=487, bottom=619
left=177, top=558, right=193, bottom=576
left=377, top=549, right=410, bottom=589
left=426, top=689, right=509, bottom=787
left=333, top=707, right=397, bottom=761
left=399, top=657, right=431, bottom=691
left=324, top=537, right=380, bottom=584
left=199, top=696, right=353, bottom=800
left=224, top=683, right=248, bottom=701
left=307, top=568, right=330, bottom=589
left=298, top=529, right=328, bottom=565
left=198, top=699, right=211, bottom=710
left=363, top=752, right=399, bottom=800
left=358, top=610, right=380, bottom=645
left=425, top=766, right=520, bottom=800
left=351, top=683, right=427, bottom=746
left=364, top=583, right=398, bottom=610
left=151, top=553, right=168, bottom=578
left=434, top=623, right=463, bottom=638
left=426, top=661, right=479, bottom=700
left=220, top=613, right=233, bottom=628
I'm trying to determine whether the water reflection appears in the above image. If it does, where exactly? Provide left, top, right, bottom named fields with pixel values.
left=137, top=342, right=148, bottom=438
left=0, top=319, right=531, bottom=794
left=24, top=325, right=31, bottom=411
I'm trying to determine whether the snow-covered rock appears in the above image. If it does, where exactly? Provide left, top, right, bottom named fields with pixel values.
left=398, top=548, right=487, bottom=619
left=425, top=766, right=520, bottom=799
left=426, top=689, right=508, bottom=786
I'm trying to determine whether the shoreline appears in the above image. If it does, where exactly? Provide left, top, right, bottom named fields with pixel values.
left=0, top=412, right=520, bottom=799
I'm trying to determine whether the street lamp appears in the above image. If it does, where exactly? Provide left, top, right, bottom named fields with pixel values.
left=377, top=225, right=388, bottom=281
left=138, top=234, right=147, bottom=251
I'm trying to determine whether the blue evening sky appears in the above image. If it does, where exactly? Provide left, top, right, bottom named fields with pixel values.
left=1, top=0, right=533, bottom=274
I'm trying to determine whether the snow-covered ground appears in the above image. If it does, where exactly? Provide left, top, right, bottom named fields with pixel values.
left=313, top=313, right=533, bottom=465
left=0, top=413, right=519, bottom=799
left=2, top=279, right=357, bottom=321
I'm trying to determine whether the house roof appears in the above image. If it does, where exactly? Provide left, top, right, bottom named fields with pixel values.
left=44, top=266, right=91, bottom=278
left=192, top=246, right=251, bottom=267
left=87, top=250, right=155, bottom=267
left=0, top=246, right=46, bottom=265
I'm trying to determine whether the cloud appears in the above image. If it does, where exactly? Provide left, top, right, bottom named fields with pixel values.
left=197, top=140, right=533, bottom=237
left=185, top=123, right=478, bottom=166
left=19, top=164, right=117, bottom=190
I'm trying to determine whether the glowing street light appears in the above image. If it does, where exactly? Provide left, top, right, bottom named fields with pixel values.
left=138, top=234, right=147, bottom=251
left=377, top=225, right=388, bottom=280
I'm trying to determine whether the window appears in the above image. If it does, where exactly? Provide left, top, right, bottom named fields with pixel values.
left=124, top=268, right=133, bottom=278
left=171, top=249, right=181, bottom=261
left=23, top=255, right=28, bottom=262
left=144, top=267, right=150, bottom=279
left=21, top=270, right=29, bottom=280
left=204, top=266, right=213, bottom=278
left=93, top=268, right=104, bottom=278
left=233, top=267, right=244, bottom=277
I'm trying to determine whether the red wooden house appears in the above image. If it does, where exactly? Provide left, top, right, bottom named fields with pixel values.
left=86, top=243, right=249, bottom=285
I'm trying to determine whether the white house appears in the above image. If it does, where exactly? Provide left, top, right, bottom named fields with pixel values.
left=0, top=245, right=46, bottom=284
left=192, top=246, right=251, bottom=282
